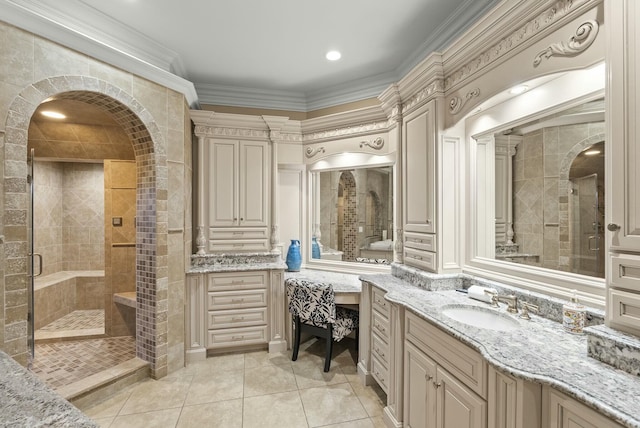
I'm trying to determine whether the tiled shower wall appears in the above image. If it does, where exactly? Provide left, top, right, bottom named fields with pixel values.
left=34, top=161, right=104, bottom=275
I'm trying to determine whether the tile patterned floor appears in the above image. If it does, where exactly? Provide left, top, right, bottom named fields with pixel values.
left=31, top=336, right=136, bottom=390
left=81, top=337, right=387, bottom=428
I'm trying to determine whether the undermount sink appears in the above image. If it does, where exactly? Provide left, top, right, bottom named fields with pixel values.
left=441, top=305, right=521, bottom=331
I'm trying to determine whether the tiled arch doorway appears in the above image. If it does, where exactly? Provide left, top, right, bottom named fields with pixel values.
left=4, top=77, right=168, bottom=377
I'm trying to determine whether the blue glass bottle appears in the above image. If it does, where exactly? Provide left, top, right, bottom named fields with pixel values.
left=286, top=239, right=302, bottom=271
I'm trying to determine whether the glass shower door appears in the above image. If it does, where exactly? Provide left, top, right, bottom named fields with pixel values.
left=27, top=148, right=42, bottom=362
left=570, top=174, right=604, bottom=278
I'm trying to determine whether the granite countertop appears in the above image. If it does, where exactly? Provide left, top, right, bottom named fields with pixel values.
left=187, top=252, right=286, bottom=274
left=361, top=273, right=640, bottom=428
left=188, top=262, right=286, bottom=274
left=0, top=351, right=97, bottom=427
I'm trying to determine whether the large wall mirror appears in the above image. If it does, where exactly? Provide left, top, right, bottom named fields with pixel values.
left=308, top=153, right=395, bottom=271
left=465, top=63, right=606, bottom=306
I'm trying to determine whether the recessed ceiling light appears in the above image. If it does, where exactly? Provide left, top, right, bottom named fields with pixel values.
left=509, top=85, right=529, bottom=95
left=584, top=149, right=601, bottom=156
left=326, top=50, right=341, bottom=61
left=41, top=110, right=66, bottom=119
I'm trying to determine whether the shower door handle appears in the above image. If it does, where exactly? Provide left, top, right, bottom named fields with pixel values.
left=30, top=253, right=43, bottom=277
left=588, top=236, right=599, bottom=251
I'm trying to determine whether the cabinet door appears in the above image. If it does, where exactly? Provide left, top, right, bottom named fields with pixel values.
left=209, top=140, right=238, bottom=226
left=546, top=388, right=623, bottom=428
left=239, top=141, right=268, bottom=227
left=403, top=100, right=437, bottom=234
left=607, top=0, right=640, bottom=252
left=488, top=367, right=541, bottom=428
left=405, top=341, right=437, bottom=428
left=437, top=367, right=487, bottom=428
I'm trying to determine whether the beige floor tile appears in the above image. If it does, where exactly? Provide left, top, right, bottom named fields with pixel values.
left=243, top=390, right=308, bottom=428
left=349, top=380, right=386, bottom=417
left=182, top=352, right=245, bottom=376
left=292, top=357, right=349, bottom=390
left=118, top=376, right=191, bottom=415
left=244, top=349, right=292, bottom=369
left=177, top=399, right=243, bottom=428
left=370, top=416, right=386, bottom=428
left=82, top=387, right=133, bottom=419
left=244, top=363, right=298, bottom=397
left=299, top=383, right=369, bottom=427
left=109, top=408, right=181, bottom=428
left=91, top=416, right=114, bottom=427
left=184, top=369, right=244, bottom=406
left=320, top=418, right=376, bottom=428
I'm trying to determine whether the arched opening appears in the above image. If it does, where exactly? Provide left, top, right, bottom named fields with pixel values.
left=4, top=77, right=167, bottom=380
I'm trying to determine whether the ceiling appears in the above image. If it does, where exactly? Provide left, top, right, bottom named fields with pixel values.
left=2, top=0, right=500, bottom=112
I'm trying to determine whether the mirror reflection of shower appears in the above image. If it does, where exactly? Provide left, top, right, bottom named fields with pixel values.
left=569, top=142, right=605, bottom=278
left=316, top=166, right=393, bottom=264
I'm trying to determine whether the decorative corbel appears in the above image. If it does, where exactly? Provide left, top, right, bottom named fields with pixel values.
left=533, top=20, right=599, bottom=67
left=449, top=88, right=481, bottom=115
left=359, top=137, right=385, bottom=150
left=305, top=146, right=325, bottom=158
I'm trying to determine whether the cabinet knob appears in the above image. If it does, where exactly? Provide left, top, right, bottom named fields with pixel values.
left=433, top=382, right=442, bottom=389
left=607, top=223, right=621, bottom=232
left=425, top=375, right=433, bottom=381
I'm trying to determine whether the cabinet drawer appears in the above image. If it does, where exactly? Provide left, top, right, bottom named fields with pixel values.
left=371, top=354, right=389, bottom=393
left=372, top=331, right=390, bottom=364
left=208, top=272, right=267, bottom=291
left=207, top=289, right=267, bottom=310
left=546, top=387, right=624, bottom=428
left=209, top=240, right=269, bottom=252
left=209, top=227, right=268, bottom=240
left=404, top=232, right=436, bottom=252
left=404, top=247, right=437, bottom=272
left=208, top=307, right=268, bottom=330
left=406, top=311, right=487, bottom=398
left=610, top=253, right=640, bottom=293
left=609, top=289, right=640, bottom=330
left=372, top=286, right=390, bottom=318
left=207, top=325, right=268, bottom=348
left=372, top=309, right=390, bottom=341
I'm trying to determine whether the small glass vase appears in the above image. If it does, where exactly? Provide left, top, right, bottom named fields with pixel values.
left=312, top=237, right=321, bottom=259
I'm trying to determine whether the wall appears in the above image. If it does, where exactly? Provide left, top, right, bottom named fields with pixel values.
left=0, top=21, right=191, bottom=376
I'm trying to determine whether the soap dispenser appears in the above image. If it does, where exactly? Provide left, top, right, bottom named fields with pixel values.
left=563, top=289, right=586, bottom=334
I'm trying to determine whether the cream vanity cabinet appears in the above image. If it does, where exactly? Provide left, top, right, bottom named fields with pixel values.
left=186, top=269, right=286, bottom=362
left=543, top=387, right=624, bottom=428
left=404, top=311, right=487, bottom=428
left=402, top=99, right=438, bottom=271
left=371, top=286, right=391, bottom=392
left=606, top=0, right=640, bottom=336
left=208, top=139, right=269, bottom=252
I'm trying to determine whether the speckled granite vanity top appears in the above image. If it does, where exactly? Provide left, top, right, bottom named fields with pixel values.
left=360, top=272, right=640, bottom=428
left=0, top=351, right=97, bottom=427
left=188, top=252, right=286, bottom=273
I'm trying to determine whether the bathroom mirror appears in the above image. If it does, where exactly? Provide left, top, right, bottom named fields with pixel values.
left=493, top=99, right=605, bottom=279
left=308, top=153, right=395, bottom=269
left=465, top=63, right=606, bottom=305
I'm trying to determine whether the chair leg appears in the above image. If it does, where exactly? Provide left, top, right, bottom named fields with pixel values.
left=324, top=325, right=333, bottom=372
left=292, top=316, right=301, bottom=361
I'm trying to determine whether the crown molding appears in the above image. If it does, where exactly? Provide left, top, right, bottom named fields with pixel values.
left=195, top=83, right=308, bottom=112
left=0, top=0, right=199, bottom=107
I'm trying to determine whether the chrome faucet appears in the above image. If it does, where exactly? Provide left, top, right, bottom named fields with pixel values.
left=484, top=290, right=518, bottom=313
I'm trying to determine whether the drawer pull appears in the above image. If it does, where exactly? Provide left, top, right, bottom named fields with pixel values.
left=375, top=370, right=385, bottom=383
left=375, top=323, right=386, bottom=333
left=231, top=280, right=245, bottom=284
left=375, top=298, right=387, bottom=307
left=232, top=232, right=243, bottom=235
left=231, top=335, right=244, bottom=340
left=374, top=347, right=385, bottom=358
left=231, top=317, right=245, bottom=321
left=231, top=298, right=245, bottom=303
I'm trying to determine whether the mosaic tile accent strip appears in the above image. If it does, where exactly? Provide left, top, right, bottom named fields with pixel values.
left=31, top=336, right=136, bottom=390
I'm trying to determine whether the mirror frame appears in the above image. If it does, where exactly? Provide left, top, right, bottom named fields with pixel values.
left=306, top=152, right=397, bottom=274
left=463, top=65, right=607, bottom=308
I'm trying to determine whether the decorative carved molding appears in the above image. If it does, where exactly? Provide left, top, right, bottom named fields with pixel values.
left=193, top=125, right=269, bottom=139
left=269, top=131, right=303, bottom=143
left=402, top=80, right=445, bottom=114
left=444, top=0, right=591, bottom=91
left=533, top=20, right=599, bottom=67
left=360, top=137, right=385, bottom=150
left=303, top=120, right=390, bottom=143
left=449, top=88, right=481, bottom=114
left=305, top=146, right=325, bottom=158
